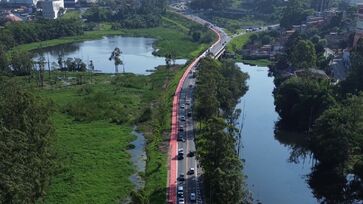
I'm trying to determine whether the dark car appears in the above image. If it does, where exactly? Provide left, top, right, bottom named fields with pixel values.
left=178, top=148, right=184, bottom=160
left=177, top=136, right=185, bottom=142
left=178, top=173, right=185, bottom=181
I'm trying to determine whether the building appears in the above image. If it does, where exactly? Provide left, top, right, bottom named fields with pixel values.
left=8, top=0, right=38, bottom=5
left=5, top=12, right=23, bottom=21
left=63, top=0, right=77, bottom=7
left=354, top=3, right=363, bottom=46
left=42, top=0, right=64, bottom=19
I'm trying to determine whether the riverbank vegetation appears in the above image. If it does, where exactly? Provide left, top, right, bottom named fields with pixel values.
left=194, top=57, right=249, bottom=204
left=273, top=39, right=363, bottom=202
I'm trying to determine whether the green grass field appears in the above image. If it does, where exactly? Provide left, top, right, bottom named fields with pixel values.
left=226, top=33, right=271, bottom=66
left=27, top=67, right=182, bottom=203
left=43, top=114, right=134, bottom=204
left=226, top=33, right=251, bottom=53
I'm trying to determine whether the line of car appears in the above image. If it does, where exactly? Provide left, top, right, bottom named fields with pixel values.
left=177, top=73, right=197, bottom=204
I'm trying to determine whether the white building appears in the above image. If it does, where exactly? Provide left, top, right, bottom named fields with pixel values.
left=8, top=0, right=38, bottom=5
left=63, top=0, right=77, bottom=7
left=354, top=3, right=363, bottom=46
left=345, top=0, right=363, bottom=6
left=42, top=0, right=64, bottom=19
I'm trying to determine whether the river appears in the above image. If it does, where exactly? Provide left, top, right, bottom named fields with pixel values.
left=236, top=63, right=317, bottom=204
left=33, top=36, right=186, bottom=74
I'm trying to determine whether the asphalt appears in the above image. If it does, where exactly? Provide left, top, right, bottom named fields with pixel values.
left=169, top=12, right=230, bottom=204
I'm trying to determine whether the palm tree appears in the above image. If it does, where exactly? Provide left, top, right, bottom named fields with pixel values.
left=109, top=47, right=123, bottom=73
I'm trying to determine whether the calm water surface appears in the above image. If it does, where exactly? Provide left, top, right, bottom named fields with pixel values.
left=34, top=36, right=186, bottom=74
left=129, top=127, right=146, bottom=190
left=236, top=63, right=317, bottom=204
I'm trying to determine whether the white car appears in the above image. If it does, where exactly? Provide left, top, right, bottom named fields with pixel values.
left=178, top=148, right=184, bottom=155
left=190, top=193, right=196, bottom=201
left=188, top=167, right=195, bottom=175
left=178, top=197, right=185, bottom=204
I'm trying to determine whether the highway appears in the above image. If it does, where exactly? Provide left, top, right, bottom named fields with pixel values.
left=167, top=11, right=230, bottom=204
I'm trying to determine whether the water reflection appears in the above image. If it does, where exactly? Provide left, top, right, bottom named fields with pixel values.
left=33, top=36, right=187, bottom=74
left=236, top=63, right=316, bottom=204
left=275, top=120, right=363, bottom=204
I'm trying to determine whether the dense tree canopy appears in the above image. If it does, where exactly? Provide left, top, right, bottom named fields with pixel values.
left=311, top=94, right=363, bottom=167
left=196, top=118, right=244, bottom=204
left=341, top=39, right=363, bottom=95
left=291, top=40, right=317, bottom=69
left=84, top=0, right=167, bottom=28
left=274, top=76, right=336, bottom=131
left=194, top=58, right=248, bottom=121
left=194, top=58, right=248, bottom=204
left=0, top=19, right=83, bottom=50
left=280, top=0, right=310, bottom=28
left=0, top=79, right=54, bottom=203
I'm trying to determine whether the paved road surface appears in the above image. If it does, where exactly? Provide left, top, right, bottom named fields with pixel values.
left=167, top=11, right=230, bottom=204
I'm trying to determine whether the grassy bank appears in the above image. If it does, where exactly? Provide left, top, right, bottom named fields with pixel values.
left=227, top=33, right=271, bottom=66
left=242, top=59, right=271, bottom=67
left=140, top=63, right=188, bottom=204
left=226, top=33, right=251, bottom=54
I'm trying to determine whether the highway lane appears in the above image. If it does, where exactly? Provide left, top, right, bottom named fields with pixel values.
left=176, top=68, right=198, bottom=204
left=175, top=14, right=230, bottom=204
left=168, top=11, right=230, bottom=204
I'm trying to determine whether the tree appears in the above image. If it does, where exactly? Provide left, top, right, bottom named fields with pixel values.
left=194, top=58, right=221, bottom=122
left=291, top=40, right=317, bottom=69
left=192, top=31, right=201, bottom=42
left=37, top=56, right=46, bottom=87
left=311, top=94, right=363, bottom=166
left=274, top=76, right=336, bottom=131
left=341, top=39, right=363, bottom=95
left=196, top=117, right=244, bottom=204
left=0, top=45, right=9, bottom=75
left=109, top=47, right=123, bottom=73
left=165, top=53, right=172, bottom=68
left=280, top=0, right=310, bottom=28
left=261, top=35, right=272, bottom=45
left=9, top=50, right=33, bottom=76
left=130, top=190, right=149, bottom=204
left=193, top=58, right=248, bottom=203
left=0, top=80, right=54, bottom=203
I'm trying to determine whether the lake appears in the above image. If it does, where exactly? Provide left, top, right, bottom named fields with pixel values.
left=33, top=36, right=187, bottom=74
left=236, top=63, right=317, bottom=204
